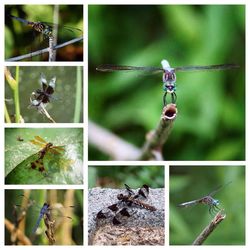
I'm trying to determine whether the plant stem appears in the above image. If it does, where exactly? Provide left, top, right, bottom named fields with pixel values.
left=73, top=66, right=82, bottom=122
left=14, top=67, right=21, bottom=123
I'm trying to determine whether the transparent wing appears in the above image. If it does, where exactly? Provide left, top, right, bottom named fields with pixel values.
left=96, top=64, right=163, bottom=74
left=177, top=199, right=200, bottom=207
left=174, top=64, right=239, bottom=72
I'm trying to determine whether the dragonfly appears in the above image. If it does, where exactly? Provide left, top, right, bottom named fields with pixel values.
left=29, top=136, right=65, bottom=172
left=16, top=194, right=73, bottom=235
left=9, top=14, right=83, bottom=39
left=177, top=181, right=232, bottom=215
left=29, top=73, right=56, bottom=110
left=96, top=60, right=239, bottom=106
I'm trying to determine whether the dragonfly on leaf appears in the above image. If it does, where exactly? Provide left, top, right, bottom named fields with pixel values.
left=29, top=136, right=65, bottom=173
left=177, top=181, right=232, bottom=215
left=96, top=60, right=239, bottom=106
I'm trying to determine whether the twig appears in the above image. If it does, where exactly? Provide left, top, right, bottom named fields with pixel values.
left=192, top=210, right=226, bottom=245
left=6, top=37, right=83, bottom=61
left=5, top=218, right=32, bottom=245
left=139, top=104, right=177, bottom=160
left=88, top=120, right=141, bottom=160
left=48, top=37, right=55, bottom=62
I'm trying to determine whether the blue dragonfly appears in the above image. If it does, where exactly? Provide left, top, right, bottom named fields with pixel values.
left=17, top=194, right=73, bottom=235
left=177, top=181, right=232, bottom=215
left=96, top=60, right=239, bottom=106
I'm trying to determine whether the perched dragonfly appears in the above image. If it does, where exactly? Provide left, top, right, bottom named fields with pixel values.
left=96, top=60, right=239, bottom=106
left=177, top=181, right=232, bottom=215
left=17, top=194, right=73, bottom=235
left=29, top=135, right=65, bottom=172
left=29, top=73, right=56, bottom=110
left=9, top=14, right=83, bottom=39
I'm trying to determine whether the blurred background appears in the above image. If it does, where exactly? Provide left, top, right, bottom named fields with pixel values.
left=5, top=5, right=83, bottom=61
left=88, top=165, right=164, bottom=188
left=5, top=66, right=83, bottom=123
left=5, top=128, right=83, bottom=184
left=169, top=165, right=245, bottom=245
left=88, top=5, right=245, bottom=161
left=5, top=189, right=83, bottom=245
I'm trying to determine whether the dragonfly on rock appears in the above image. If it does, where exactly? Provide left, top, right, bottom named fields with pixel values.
left=96, top=60, right=239, bottom=106
left=177, top=181, right=232, bottom=215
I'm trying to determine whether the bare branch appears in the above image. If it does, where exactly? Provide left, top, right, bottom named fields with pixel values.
left=6, top=37, right=83, bottom=62
left=192, top=210, right=226, bottom=245
left=88, top=120, right=141, bottom=160
left=139, top=104, right=177, bottom=160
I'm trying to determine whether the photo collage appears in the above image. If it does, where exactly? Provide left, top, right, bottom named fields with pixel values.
left=1, top=1, right=246, bottom=248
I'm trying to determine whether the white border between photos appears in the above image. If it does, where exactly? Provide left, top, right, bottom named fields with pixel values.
left=1, top=0, right=248, bottom=249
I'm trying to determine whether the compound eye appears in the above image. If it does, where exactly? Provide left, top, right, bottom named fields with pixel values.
left=163, top=72, right=169, bottom=82
left=171, top=72, right=176, bottom=81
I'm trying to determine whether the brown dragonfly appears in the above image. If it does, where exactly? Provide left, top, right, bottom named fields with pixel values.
left=29, top=136, right=65, bottom=172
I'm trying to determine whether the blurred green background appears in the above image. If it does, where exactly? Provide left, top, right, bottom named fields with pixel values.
left=5, top=128, right=83, bottom=184
left=88, top=5, right=245, bottom=161
left=5, top=189, right=83, bottom=245
left=5, top=66, right=83, bottom=123
left=5, top=5, right=83, bottom=61
left=170, top=165, right=245, bottom=245
left=88, top=165, right=164, bottom=188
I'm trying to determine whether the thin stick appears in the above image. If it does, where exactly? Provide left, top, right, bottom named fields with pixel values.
left=48, top=37, right=55, bottom=62
left=139, top=104, right=177, bottom=160
left=192, top=210, right=226, bottom=245
left=88, top=120, right=141, bottom=160
left=5, top=218, right=32, bottom=245
left=6, top=37, right=83, bottom=61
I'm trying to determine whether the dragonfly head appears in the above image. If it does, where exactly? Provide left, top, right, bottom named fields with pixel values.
left=161, top=60, right=176, bottom=93
left=117, top=194, right=125, bottom=200
left=213, top=199, right=220, bottom=206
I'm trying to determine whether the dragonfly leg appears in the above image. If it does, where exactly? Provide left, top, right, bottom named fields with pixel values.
left=163, top=92, right=168, bottom=106
left=171, top=92, right=177, bottom=104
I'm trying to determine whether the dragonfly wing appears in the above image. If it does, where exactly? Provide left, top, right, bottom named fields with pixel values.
left=174, top=64, right=239, bottom=72
left=34, top=136, right=48, bottom=144
left=47, top=77, right=56, bottom=94
left=30, top=140, right=45, bottom=147
left=177, top=199, right=199, bottom=207
left=208, top=181, right=232, bottom=197
left=9, top=15, right=31, bottom=25
left=40, top=73, right=48, bottom=92
left=96, top=64, right=163, bottom=74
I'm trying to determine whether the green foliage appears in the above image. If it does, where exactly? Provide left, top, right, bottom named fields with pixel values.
left=5, top=128, right=83, bottom=184
left=170, top=165, right=245, bottom=245
left=88, top=5, right=245, bottom=161
left=88, top=165, right=164, bottom=188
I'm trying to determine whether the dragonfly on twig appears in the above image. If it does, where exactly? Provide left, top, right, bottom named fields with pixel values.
left=177, top=181, right=232, bottom=215
left=9, top=14, right=83, bottom=39
left=97, top=60, right=239, bottom=106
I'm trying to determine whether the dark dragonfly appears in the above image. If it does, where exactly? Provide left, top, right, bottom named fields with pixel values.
left=96, top=60, right=239, bottom=106
left=9, top=14, right=83, bottom=39
left=96, top=184, right=156, bottom=225
left=177, top=181, right=232, bottom=215
left=29, top=73, right=56, bottom=110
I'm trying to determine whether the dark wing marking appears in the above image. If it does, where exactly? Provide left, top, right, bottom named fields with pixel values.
left=108, top=204, right=119, bottom=212
left=119, top=208, right=130, bottom=217
left=138, top=184, right=149, bottom=199
left=96, top=211, right=107, bottom=219
left=124, top=183, right=135, bottom=196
